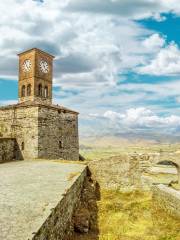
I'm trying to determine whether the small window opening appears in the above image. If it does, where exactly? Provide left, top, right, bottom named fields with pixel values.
left=21, top=85, right=26, bottom=97
left=59, top=141, right=63, bottom=149
left=27, top=84, right=31, bottom=96
left=44, top=86, right=48, bottom=98
left=38, top=84, right=43, bottom=97
left=21, top=142, right=24, bottom=151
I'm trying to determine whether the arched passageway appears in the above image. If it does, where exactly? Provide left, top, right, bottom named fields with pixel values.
left=157, top=160, right=180, bottom=186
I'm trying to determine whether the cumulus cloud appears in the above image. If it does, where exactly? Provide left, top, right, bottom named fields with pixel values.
left=142, top=33, right=165, bottom=50
left=82, top=107, right=180, bottom=138
left=103, top=107, right=180, bottom=129
left=66, top=0, right=177, bottom=21
left=1, top=0, right=180, bottom=138
left=137, top=43, right=180, bottom=76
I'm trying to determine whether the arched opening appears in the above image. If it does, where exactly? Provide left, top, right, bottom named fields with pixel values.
left=157, top=160, right=177, bottom=167
left=157, top=160, right=180, bottom=187
left=44, top=86, right=48, bottom=98
left=21, top=85, right=26, bottom=97
left=27, top=84, right=31, bottom=96
left=38, top=84, right=42, bottom=97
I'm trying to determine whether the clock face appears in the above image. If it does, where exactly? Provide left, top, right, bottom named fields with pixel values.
left=39, top=60, right=49, bottom=73
left=22, top=59, right=32, bottom=72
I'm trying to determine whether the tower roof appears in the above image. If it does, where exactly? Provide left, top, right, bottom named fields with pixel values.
left=17, top=48, right=55, bottom=59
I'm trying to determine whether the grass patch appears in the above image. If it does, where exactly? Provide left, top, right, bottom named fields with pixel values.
left=80, top=144, right=180, bottom=162
left=74, top=190, right=180, bottom=240
left=96, top=190, right=180, bottom=240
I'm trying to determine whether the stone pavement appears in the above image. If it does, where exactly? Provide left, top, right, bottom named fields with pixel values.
left=0, top=160, right=86, bottom=240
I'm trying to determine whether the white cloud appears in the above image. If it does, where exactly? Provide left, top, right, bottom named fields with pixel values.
left=103, top=107, right=180, bottom=129
left=66, top=0, right=174, bottom=20
left=1, top=0, right=180, bottom=139
left=142, top=33, right=165, bottom=50
left=82, top=107, right=180, bottom=138
left=137, top=43, right=180, bottom=76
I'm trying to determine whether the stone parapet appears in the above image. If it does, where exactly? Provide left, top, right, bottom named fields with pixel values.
left=152, top=184, right=180, bottom=219
left=88, top=154, right=142, bottom=191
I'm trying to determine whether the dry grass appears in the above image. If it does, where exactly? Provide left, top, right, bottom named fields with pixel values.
left=95, top=190, right=180, bottom=240
left=76, top=190, right=180, bottom=240
left=78, top=144, right=180, bottom=239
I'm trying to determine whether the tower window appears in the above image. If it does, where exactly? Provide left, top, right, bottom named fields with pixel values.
left=27, top=84, right=31, bottom=96
left=21, top=142, right=24, bottom=151
left=44, top=86, right=48, bottom=98
left=21, top=85, right=26, bottom=97
left=59, top=141, right=63, bottom=149
left=38, top=84, right=42, bottom=97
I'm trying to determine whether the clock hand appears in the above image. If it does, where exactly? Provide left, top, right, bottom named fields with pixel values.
left=25, top=61, right=29, bottom=70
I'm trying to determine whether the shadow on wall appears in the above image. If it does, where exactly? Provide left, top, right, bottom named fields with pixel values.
left=14, top=139, right=24, bottom=161
left=70, top=168, right=100, bottom=240
left=0, top=138, right=24, bottom=164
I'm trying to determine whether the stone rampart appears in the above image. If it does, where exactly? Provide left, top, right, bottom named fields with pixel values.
left=0, top=104, right=79, bottom=161
left=0, top=160, right=87, bottom=240
left=88, top=154, right=142, bottom=191
left=0, top=138, right=16, bottom=163
left=33, top=166, right=87, bottom=240
left=88, top=152, right=180, bottom=191
left=152, top=184, right=180, bottom=219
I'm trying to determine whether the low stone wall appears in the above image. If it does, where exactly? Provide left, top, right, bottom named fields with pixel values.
left=88, top=154, right=142, bottom=191
left=33, top=166, right=87, bottom=240
left=0, top=138, right=16, bottom=163
left=152, top=184, right=180, bottom=219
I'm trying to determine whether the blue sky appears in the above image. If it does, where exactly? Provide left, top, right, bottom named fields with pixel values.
left=1, top=0, right=180, bottom=140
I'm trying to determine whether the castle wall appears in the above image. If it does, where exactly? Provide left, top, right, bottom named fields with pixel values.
left=33, top=165, right=87, bottom=240
left=152, top=184, right=180, bottom=219
left=0, top=106, right=39, bottom=159
left=38, top=107, right=79, bottom=160
left=0, top=105, right=79, bottom=161
left=0, top=138, right=16, bottom=163
left=88, top=154, right=142, bottom=191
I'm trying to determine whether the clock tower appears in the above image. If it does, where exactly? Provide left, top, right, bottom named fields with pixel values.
left=18, top=48, right=55, bottom=104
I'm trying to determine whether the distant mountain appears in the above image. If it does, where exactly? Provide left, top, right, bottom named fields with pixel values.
left=80, top=134, right=180, bottom=148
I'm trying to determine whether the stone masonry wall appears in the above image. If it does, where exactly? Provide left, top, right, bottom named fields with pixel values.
left=33, top=166, right=87, bottom=240
left=88, top=154, right=142, bottom=190
left=152, top=184, right=180, bottom=219
left=0, top=105, right=79, bottom=160
left=0, top=106, right=39, bottom=159
left=38, top=107, right=79, bottom=160
left=0, top=138, right=16, bottom=163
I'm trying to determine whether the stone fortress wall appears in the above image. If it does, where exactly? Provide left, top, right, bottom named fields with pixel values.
left=0, top=106, right=39, bottom=160
left=38, top=106, right=79, bottom=160
left=152, top=184, right=180, bottom=219
left=33, top=165, right=87, bottom=240
left=88, top=154, right=142, bottom=191
left=88, top=152, right=180, bottom=219
left=0, top=138, right=17, bottom=163
left=0, top=104, right=79, bottom=161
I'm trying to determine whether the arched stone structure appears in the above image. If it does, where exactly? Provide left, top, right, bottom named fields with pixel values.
left=157, top=153, right=180, bottom=186
left=138, top=152, right=180, bottom=186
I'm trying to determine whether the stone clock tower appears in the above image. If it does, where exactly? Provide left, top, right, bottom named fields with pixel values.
left=0, top=48, right=79, bottom=161
left=18, top=48, right=55, bottom=104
